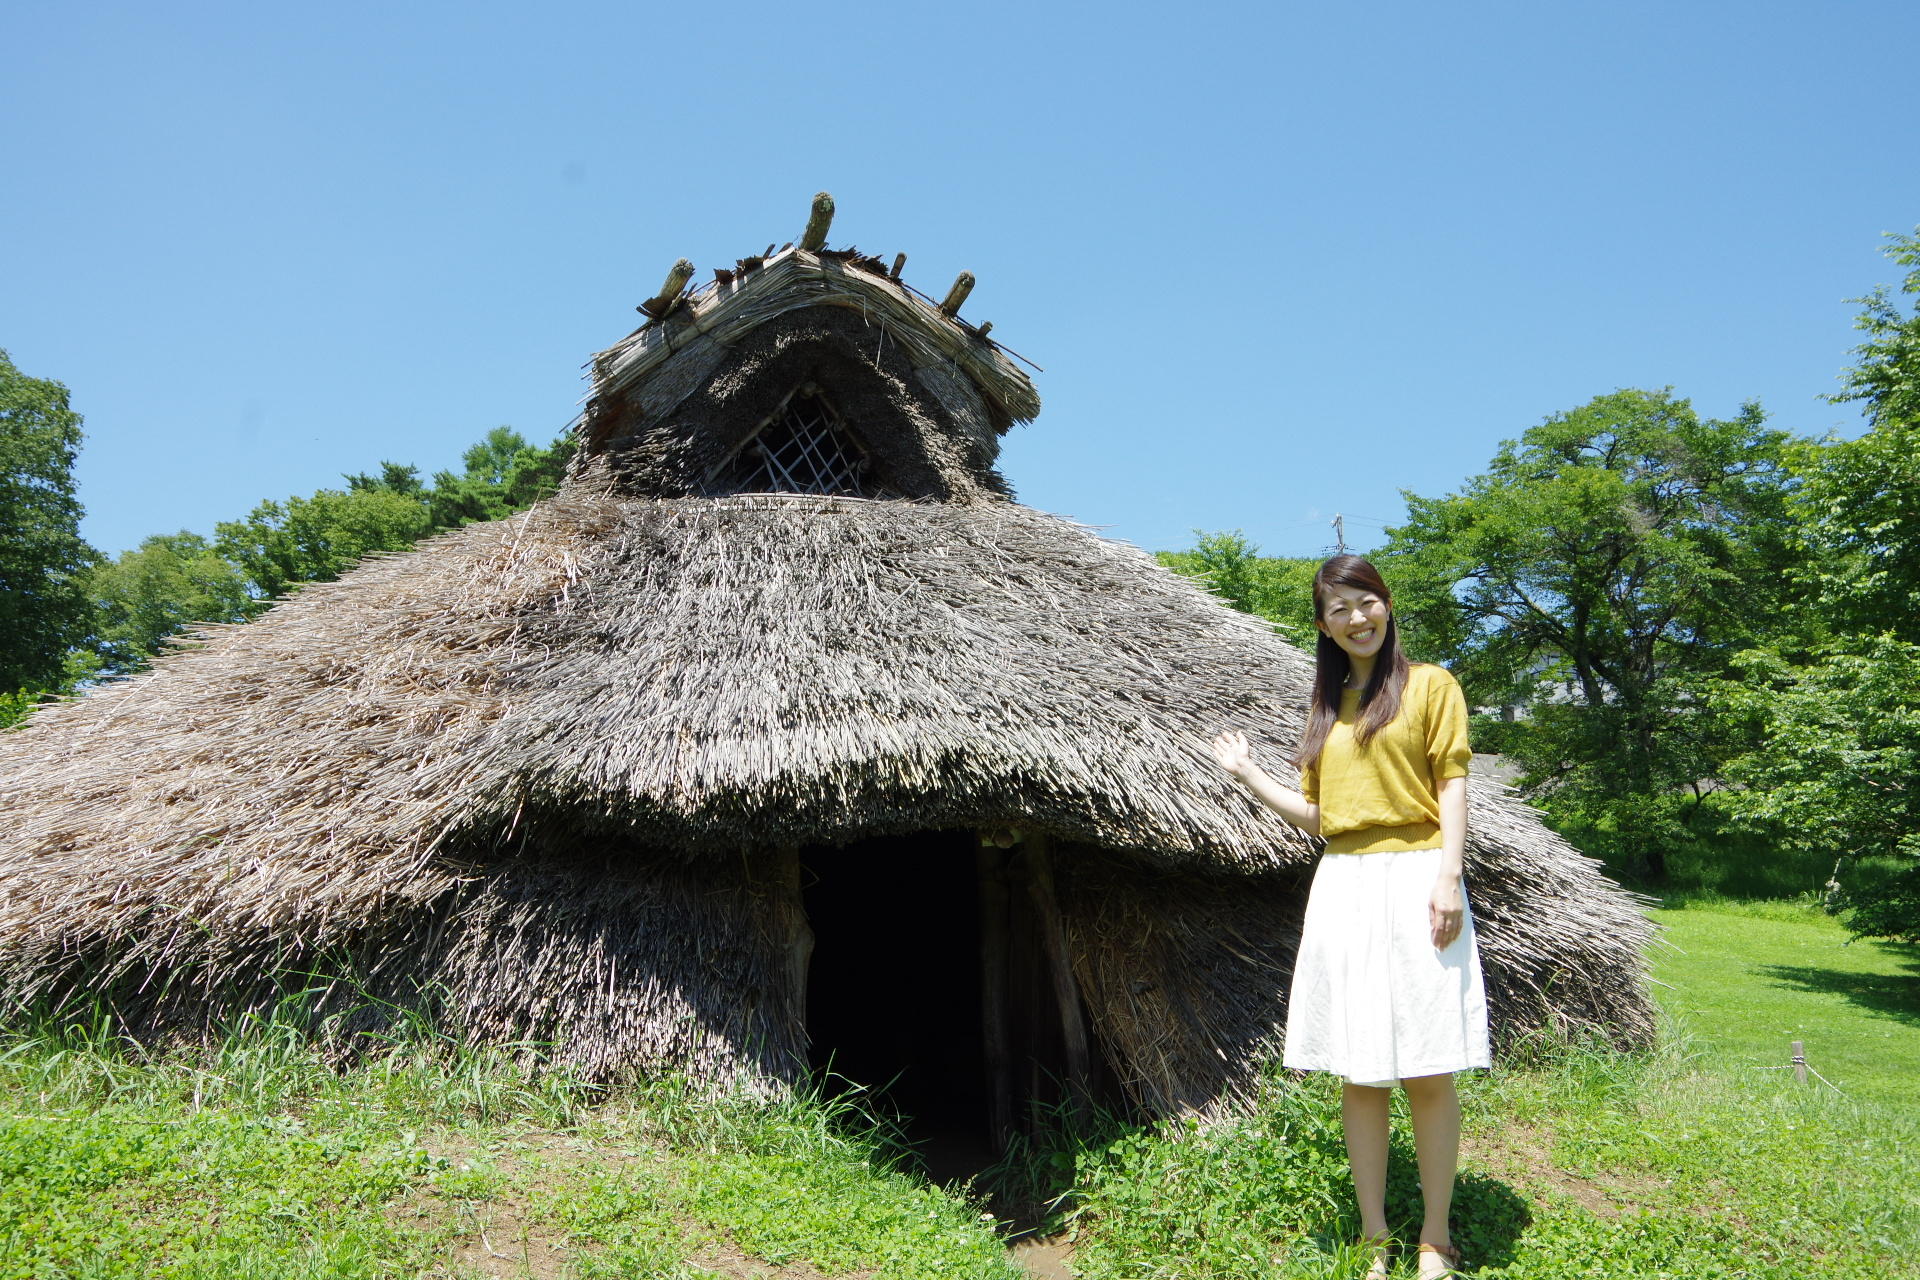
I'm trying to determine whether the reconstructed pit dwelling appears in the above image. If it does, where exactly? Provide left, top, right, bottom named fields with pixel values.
left=0, top=196, right=1655, bottom=1143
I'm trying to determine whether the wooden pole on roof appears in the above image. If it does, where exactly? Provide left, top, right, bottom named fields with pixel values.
left=939, top=271, right=976, bottom=316
left=800, top=192, right=836, bottom=252
left=639, top=258, right=696, bottom=317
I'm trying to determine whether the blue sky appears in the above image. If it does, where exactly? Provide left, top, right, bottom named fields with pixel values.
left=6, top=0, right=1917, bottom=561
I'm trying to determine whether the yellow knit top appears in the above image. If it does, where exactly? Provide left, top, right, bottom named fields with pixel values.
left=1300, top=663, right=1472, bottom=854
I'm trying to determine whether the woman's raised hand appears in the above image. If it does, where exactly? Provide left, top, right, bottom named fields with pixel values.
left=1211, top=730, right=1255, bottom=779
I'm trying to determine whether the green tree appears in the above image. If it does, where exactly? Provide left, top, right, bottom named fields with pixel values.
left=1158, top=532, right=1320, bottom=641
left=1799, top=227, right=1920, bottom=627
left=214, top=486, right=437, bottom=604
left=342, top=460, right=427, bottom=498
left=216, top=428, right=572, bottom=602
left=87, top=427, right=573, bottom=669
left=1720, top=638, right=1920, bottom=942
left=1715, top=228, right=1920, bottom=938
left=1382, top=388, right=1804, bottom=881
left=419, top=427, right=574, bottom=529
left=0, top=348, right=98, bottom=700
left=84, top=532, right=254, bottom=675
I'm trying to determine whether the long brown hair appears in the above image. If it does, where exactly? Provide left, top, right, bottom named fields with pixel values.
left=1292, top=554, right=1411, bottom=769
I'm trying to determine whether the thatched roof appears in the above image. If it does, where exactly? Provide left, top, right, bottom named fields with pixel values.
left=579, top=243, right=1037, bottom=504
left=0, top=202, right=1657, bottom=1101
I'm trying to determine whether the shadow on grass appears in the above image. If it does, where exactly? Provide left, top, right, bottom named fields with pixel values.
left=1450, top=1172, right=1536, bottom=1273
left=1757, top=947, right=1920, bottom=1027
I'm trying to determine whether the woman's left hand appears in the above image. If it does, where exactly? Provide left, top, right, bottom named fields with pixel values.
left=1429, top=876, right=1465, bottom=950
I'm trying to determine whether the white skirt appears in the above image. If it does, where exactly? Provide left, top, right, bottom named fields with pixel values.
left=1282, top=847, right=1491, bottom=1088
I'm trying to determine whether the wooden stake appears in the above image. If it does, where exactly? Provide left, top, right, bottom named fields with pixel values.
left=638, top=258, right=695, bottom=317
left=1024, top=832, right=1091, bottom=1114
left=978, top=840, right=1014, bottom=1152
left=1791, top=1039, right=1807, bottom=1083
left=800, top=192, right=835, bottom=252
left=939, top=271, right=975, bottom=316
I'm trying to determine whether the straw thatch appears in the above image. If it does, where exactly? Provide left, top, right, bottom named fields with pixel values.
left=0, top=215, right=1656, bottom=1114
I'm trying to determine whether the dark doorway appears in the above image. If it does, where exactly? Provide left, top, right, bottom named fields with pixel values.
left=801, top=830, right=987, bottom=1138
left=801, top=830, right=1123, bottom=1185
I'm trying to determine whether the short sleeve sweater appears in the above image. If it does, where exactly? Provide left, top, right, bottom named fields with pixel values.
left=1299, top=663, right=1472, bottom=854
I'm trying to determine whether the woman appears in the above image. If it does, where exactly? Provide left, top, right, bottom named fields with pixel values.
left=1212, top=554, right=1486, bottom=1280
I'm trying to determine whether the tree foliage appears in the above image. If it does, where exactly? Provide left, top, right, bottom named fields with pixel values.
left=1157, top=532, right=1320, bottom=642
left=1719, top=638, right=1920, bottom=942
left=1713, top=229, right=1920, bottom=938
left=212, top=427, right=573, bottom=606
left=0, top=349, right=98, bottom=698
left=86, top=427, right=575, bottom=678
left=1798, top=227, right=1920, bottom=628
left=213, top=487, right=438, bottom=604
left=1381, top=388, right=1804, bottom=880
left=84, top=533, right=255, bottom=675
left=344, top=426, right=575, bottom=530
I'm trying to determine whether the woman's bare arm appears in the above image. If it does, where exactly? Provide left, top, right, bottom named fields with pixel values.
left=1210, top=731, right=1321, bottom=835
left=1430, top=771, right=1468, bottom=947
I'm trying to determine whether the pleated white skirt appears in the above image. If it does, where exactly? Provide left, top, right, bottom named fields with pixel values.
left=1282, top=847, right=1491, bottom=1087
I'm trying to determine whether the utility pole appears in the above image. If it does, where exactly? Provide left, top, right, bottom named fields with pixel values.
left=1331, top=513, right=1347, bottom=554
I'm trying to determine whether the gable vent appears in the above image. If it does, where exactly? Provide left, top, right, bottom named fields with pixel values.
left=718, top=387, right=870, bottom=496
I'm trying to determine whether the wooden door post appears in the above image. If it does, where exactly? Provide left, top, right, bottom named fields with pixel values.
left=1024, top=833, right=1093, bottom=1115
left=771, top=846, right=814, bottom=1040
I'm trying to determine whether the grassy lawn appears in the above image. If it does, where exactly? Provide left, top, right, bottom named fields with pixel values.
left=1056, top=899, right=1920, bottom=1278
left=2, top=900, right=1914, bottom=1278
left=0, top=1018, right=1021, bottom=1280
left=1648, top=897, right=1920, bottom=1105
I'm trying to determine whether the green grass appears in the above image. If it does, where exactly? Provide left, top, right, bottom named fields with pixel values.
left=0, top=1011, right=1022, bottom=1279
left=1048, top=1036, right=1917, bottom=1278
left=1043, top=900, right=1920, bottom=1278
left=3, top=900, right=1915, bottom=1277
left=1650, top=895, right=1920, bottom=1105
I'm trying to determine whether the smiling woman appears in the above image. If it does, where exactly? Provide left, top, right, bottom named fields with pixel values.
left=1213, top=554, right=1485, bottom=1280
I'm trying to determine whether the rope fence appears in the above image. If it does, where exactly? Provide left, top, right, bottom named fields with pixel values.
left=1756, top=1038, right=1845, bottom=1094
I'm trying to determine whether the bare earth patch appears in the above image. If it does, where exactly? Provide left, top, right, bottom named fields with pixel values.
left=443, top=1200, right=576, bottom=1280
left=1463, top=1123, right=1644, bottom=1219
left=1008, top=1232, right=1079, bottom=1278
left=687, top=1238, right=874, bottom=1279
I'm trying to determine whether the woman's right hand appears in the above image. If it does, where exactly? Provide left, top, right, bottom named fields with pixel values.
left=1211, top=731, right=1319, bottom=833
left=1211, top=730, right=1255, bottom=779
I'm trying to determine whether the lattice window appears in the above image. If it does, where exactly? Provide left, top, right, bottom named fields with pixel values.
left=719, top=388, right=870, bottom=496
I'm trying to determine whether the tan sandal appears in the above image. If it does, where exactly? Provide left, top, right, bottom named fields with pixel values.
left=1416, top=1240, right=1464, bottom=1277
left=1358, top=1236, right=1393, bottom=1280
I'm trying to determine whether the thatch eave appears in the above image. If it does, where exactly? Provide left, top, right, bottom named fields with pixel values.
left=0, top=489, right=1324, bottom=952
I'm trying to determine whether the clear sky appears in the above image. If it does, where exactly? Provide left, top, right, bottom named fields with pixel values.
left=7, top=0, right=1917, bottom=561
